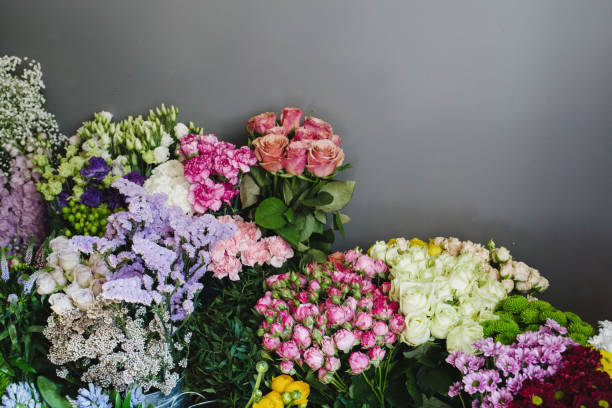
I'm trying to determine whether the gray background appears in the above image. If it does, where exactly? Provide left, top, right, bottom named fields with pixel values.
left=1, top=1, right=611, bottom=324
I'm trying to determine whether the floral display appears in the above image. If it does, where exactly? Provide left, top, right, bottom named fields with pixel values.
left=368, top=238, right=507, bottom=352
left=0, top=59, right=608, bottom=408
left=481, top=295, right=594, bottom=345
left=242, top=107, right=354, bottom=261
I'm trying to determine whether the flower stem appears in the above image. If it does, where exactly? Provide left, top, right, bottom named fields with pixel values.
left=244, top=371, right=264, bottom=408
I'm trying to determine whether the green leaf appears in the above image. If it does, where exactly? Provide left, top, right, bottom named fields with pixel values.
left=248, top=166, right=269, bottom=187
left=299, top=214, right=316, bottom=242
left=316, top=180, right=356, bottom=212
left=302, top=191, right=334, bottom=207
left=313, top=210, right=327, bottom=224
left=254, top=198, right=287, bottom=229
left=277, top=224, right=300, bottom=247
left=283, top=208, right=295, bottom=223
left=339, top=213, right=351, bottom=224
left=122, top=392, right=131, bottom=408
left=37, top=376, right=71, bottom=408
left=281, top=179, right=294, bottom=206
left=239, top=174, right=261, bottom=208
left=334, top=212, right=345, bottom=238
left=304, top=249, right=328, bottom=264
left=9, top=358, right=36, bottom=374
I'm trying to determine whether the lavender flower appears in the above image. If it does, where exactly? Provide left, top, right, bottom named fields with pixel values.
left=1, top=382, right=43, bottom=408
left=75, top=384, right=111, bottom=408
left=80, top=157, right=111, bottom=181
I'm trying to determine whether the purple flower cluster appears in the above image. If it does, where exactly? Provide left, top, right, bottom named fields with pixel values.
left=69, top=178, right=236, bottom=321
left=446, top=319, right=576, bottom=407
left=0, top=155, right=47, bottom=253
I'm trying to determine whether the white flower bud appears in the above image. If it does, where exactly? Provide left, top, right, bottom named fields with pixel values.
left=58, top=250, right=80, bottom=272
left=174, top=123, right=189, bottom=140
left=501, top=279, right=515, bottom=292
left=515, top=281, right=532, bottom=292
left=70, top=288, right=95, bottom=311
left=491, top=247, right=511, bottom=264
left=49, top=293, right=75, bottom=315
left=73, top=264, right=93, bottom=288
left=36, top=273, right=57, bottom=295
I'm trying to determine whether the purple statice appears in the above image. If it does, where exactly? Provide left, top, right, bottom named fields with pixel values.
left=0, top=155, right=47, bottom=253
left=68, top=178, right=235, bottom=321
left=446, top=320, right=576, bottom=407
left=80, top=156, right=111, bottom=181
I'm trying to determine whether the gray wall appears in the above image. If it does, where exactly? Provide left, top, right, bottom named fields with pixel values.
left=2, top=1, right=611, bottom=324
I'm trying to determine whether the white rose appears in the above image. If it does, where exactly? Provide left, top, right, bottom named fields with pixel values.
left=74, top=264, right=93, bottom=288
left=174, top=122, right=189, bottom=140
left=49, top=267, right=67, bottom=286
left=446, top=320, right=483, bottom=354
left=448, top=265, right=475, bottom=295
left=36, top=273, right=57, bottom=295
left=457, top=298, right=480, bottom=320
left=473, top=279, right=507, bottom=310
left=430, top=304, right=459, bottom=339
left=398, top=282, right=431, bottom=318
left=491, top=247, right=511, bottom=264
left=161, top=132, right=173, bottom=148
left=430, top=276, right=452, bottom=303
left=499, top=262, right=514, bottom=279
left=153, top=146, right=170, bottom=164
left=70, top=288, right=95, bottom=311
left=49, top=236, right=71, bottom=252
left=534, top=277, right=549, bottom=292
left=400, top=316, right=431, bottom=346
left=484, top=265, right=500, bottom=281
left=88, top=253, right=109, bottom=278
left=58, top=250, right=80, bottom=272
left=445, top=237, right=462, bottom=255
left=512, top=262, right=531, bottom=281
left=515, top=281, right=532, bottom=292
left=501, top=279, right=514, bottom=292
left=46, top=252, right=59, bottom=268
left=49, top=293, right=75, bottom=315
left=367, top=241, right=387, bottom=261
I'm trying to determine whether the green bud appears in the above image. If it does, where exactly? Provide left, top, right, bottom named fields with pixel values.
left=291, top=391, right=302, bottom=401
left=282, top=392, right=293, bottom=405
left=255, top=361, right=268, bottom=374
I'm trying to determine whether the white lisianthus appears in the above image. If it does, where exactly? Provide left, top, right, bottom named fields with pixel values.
left=36, top=273, right=57, bottom=295
left=431, top=304, right=459, bottom=339
left=174, top=122, right=189, bottom=140
left=49, top=236, right=71, bottom=252
left=73, top=264, right=93, bottom=288
left=446, top=320, right=484, bottom=354
left=367, top=241, right=388, bottom=261
left=161, top=132, right=173, bottom=148
left=49, top=267, right=67, bottom=286
left=153, top=146, right=170, bottom=164
left=48, top=293, right=75, bottom=315
left=143, top=160, right=192, bottom=214
left=70, top=288, right=95, bottom=311
left=58, top=250, right=81, bottom=272
left=401, top=315, right=431, bottom=346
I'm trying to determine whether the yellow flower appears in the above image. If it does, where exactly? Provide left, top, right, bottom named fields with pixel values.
left=409, top=238, right=427, bottom=248
left=386, top=238, right=397, bottom=246
left=284, top=380, right=310, bottom=405
left=600, top=349, right=612, bottom=378
left=271, top=374, right=294, bottom=393
left=428, top=239, right=442, bottom=256
left=253, top=392, right=283, bottom=408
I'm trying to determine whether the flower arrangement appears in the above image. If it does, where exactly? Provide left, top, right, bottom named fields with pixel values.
left=241, top=108, right=354, bottom=263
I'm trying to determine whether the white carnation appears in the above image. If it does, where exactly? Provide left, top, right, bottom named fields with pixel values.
left=153, top=146, right=170, bottom=164
left=174, top=122, right=189, bottom=140
left=144, top=160, right=192, bottom=214
left=590, top=320, right=612, bottom=352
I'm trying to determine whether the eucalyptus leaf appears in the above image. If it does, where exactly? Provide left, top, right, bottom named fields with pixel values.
left=316, top=180, right=356, bottom=212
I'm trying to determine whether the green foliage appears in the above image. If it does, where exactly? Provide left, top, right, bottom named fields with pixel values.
left=241, top=165, right=354, bottom=258
left=37, top=376, right=71, bottom=408
left=481, top=295, right=594, bottom=345
left=185, top=264, right=288, bottom=408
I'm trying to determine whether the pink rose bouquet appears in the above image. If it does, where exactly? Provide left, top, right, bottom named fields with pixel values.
left=179, top=133, right=257, bottom=213
left=254, top=250, right=403, bottom=401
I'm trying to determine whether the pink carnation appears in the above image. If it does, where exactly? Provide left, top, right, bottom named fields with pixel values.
left=240, top=240, right=270, bottom=267
left=188, top=178, right=225, bottom=213
left=264, top=236, right=294, bottom=267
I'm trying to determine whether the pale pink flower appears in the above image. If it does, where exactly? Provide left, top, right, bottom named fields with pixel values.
left=333, top=329, right=355, bottom=352
left=372, top=321, right=389, bottom=336
left=348, top=351, right=370, bottom=374
left=264, top=236, right=294, bottom=267
left=277, top=341, right=300, bottom=360
left=325, top=357, right=341, bottom=372
left=304, top=347, right=324, bottom=371
left=240, top=240, right=270, bottom=267
left=292, top=324, right=312, bottom=348
left=188, top=178, right=225, bottom=213
left=361, top=331, right=377, bottom=349
left=280, top=360, right=295, bottom=374
left=262, top=334, right=281, bottom=351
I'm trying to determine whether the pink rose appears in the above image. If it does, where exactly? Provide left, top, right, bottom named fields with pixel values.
left=304, top=116, right=333, bottom=134
left=252, top=133, right=289, bottom=173
left=380, top=281, right=391, bottom=294
left=326, top=305, right=347, bottom=325
left=279, top=310, right=295, bottom=328
left=342, top=305, right=355, bottom=323
left=292, top=324, right=312, bottom=348
left=372, top=321, right=389, bottom=337
left=262, top=334, right=281, bottom=351
left=318, top=368, right=331, bottom=383
left=296, top=291, right=310, bottom=304
left=344, top=250, right=359, bottom=263
left=280, top=359, right=295, bottom=374
left=188, top=178, right=225, bottom=213
left=271, top=299, right=288, bottom=311
left=325, top=357, right=341, bottom=372
left=374, top=260, right=388, bottom=275
left=345, top=296, right=358, bottom=311
left=358, top=296, right=374, bottom=311
left=390, top=315, right=405, bottom=334
left=255, top=293, right=272, bottom=315
left=277, top=341, right=300, bottom=360
left=265, top=273, right=287, bottom=289
left=328, top=251, right=345, bottom=263
left=281, top=140, right=310, bottom=175
left=247, top=112, right=277, bottom=135
left=368, top=346, right=386, bottom=364
left=321, top=336, right=336, bottom=356
left=264, top=126, right=288, bottom=136
left=384, top=332, right=397, bottom=345
left=293, top=127, right=318, bottom=142
left=348, top=351, right=370, bottom=374
left=360, top=331, right=377, bottom=349
left=315, top=314, right=327, bottom=327
left=333, top=329, right=356, bottom=352
left=354, top=254, right=377, bottom=277
left=264, top=236, right=294, bottom=267
left=354, top=311, right=374, bottom=330
left=280, top=107, right=303, bottom=132
left=294, top=303, right=314, bottom=322
left=240, top=240, right=270, bottom=267
left=308, top=279, right=321, bottom=292
left=304, top=347, right=324, bottom=371
left=270, top=322, right=284, bottom=336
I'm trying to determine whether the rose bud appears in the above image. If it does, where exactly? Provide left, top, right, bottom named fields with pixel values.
left=368, top=346, right=386, bottom=365
left=264, top=126, right=288, bottom=136
left=247, top=112, right=277, bottom=135
left=304, top=347, right=324, bottom=371
left=281, top=141, right=310, bottom=176
left=325, top=357, right=341, bottom=372
left=262, top=334, right=281, bottom=351
left=348, top=351, right=370, bottom=374
left=277, top=341, right=300, bottom=360
left=303, top=116, right=333, bottom=134
left=280, top=359, right=295, bottom=375
left=360, top=331, right=377, bottom=349
left=292, top=324, right=312, bottom=348
left=390, top=315, right=406, bottom=334
left=372, top=321, right=389, bottom=337
left=280, top=107, right=303, bottom=132
left=321, top=336, right=336, bottom=356
left=354, top=312, right=374, bottom=330
left=333, top=329, right=356, bottom=352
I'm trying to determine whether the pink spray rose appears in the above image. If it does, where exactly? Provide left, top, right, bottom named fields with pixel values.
left=372, top=321, right=389, bottom=337
left=328, top=251, right=345, bottom=263
left=325, top=357, right=341, bottom=372
left=280, top=107, right=303, bottom=131
left=368, top=346, right=386, bottom=364
left=321, top=336, right=336, bottom=356
left=344, top=250, right=359, bottom=263
left=384, top=332, right=397, bottom=345
left=292, top=324, right=312, bottom=348
left=358, top=296, right=374, bottom=311
left=348, top=351, right=370, bottom=374
left=390, top=315, right=406, bottom=334
left=247, top=112, right=277, bottom=135
left=360, top=331, right=377, bottom=349
left=280, top=359, right=295, bottom=374
left=354, top=311, right=374, bottom=330
left=188, top=178, right=225, bottom=213
left=264, top=236, right=294, bottom=267
left=255, top=292, right=272, bottom=314
left=262, top=334, right=281, bottom=351
left=252, top=133, right=289, bottom=173
left=355, top=254, right=377, bottom=277
left=326, top=305, right=347, bottom=325
left=281, top=140, right=311, bottom=175
left=277, top=341, right=300, bottom=360
left=294, top=303, right=315, bottom=322
left=304, top=347, right=325, bottom=371
left=270, top=322, right=284, bottom=336
left=333, top=329, right=356, bottom=352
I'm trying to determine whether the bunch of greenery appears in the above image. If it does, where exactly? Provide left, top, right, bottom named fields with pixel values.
left=185, top=265, right=285, bottom=407
left=482, top=295, right=594, bottom=345
left=0, top=246, right=52, bottom=394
